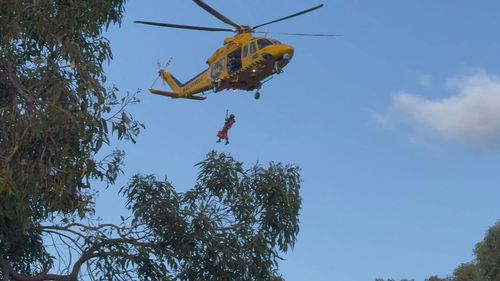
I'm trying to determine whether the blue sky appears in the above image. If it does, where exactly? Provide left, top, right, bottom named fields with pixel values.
left=98, top=1, right=500, bottom=280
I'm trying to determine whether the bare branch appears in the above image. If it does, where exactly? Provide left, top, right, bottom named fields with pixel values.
left=1, top=257, right=70, bottom=281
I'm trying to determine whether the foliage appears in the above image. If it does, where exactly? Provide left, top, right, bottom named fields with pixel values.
left=424, top=265, right=486, bottom=281
left=118, top=152, right=301, bottom=280
left=475, top=222, right=500, bottom=281
left=375, top=278, right=414, bottom=281
left=425, top=276, right=451, bottom=281
left=452, top=263, right=484, bottom=281
left=1, top=152, right=301, bottom=280
left=390, top=222, right=500, bottom=281
left=0, top=0, right=143, bottom=274
left=424, top=223, right=499, bottom=281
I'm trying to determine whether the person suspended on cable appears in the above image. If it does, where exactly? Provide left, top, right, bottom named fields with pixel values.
left=216, top=112, right=236, bottom=145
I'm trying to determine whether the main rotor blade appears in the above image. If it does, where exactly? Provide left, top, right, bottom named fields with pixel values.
left=255, top=31, right=341, bottom=37
left=134, top=21, right=233, bottom=32
left=253, top=4, right=324, bottom=30
left=193, top=0, right=240, bottom=29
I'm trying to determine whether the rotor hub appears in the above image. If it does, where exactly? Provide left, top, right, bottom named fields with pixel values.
left=236, top=25, right=253, bottom=34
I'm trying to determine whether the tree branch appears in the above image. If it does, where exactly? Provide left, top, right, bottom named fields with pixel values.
left=1, top=226, right=159, bottom=281
left=0, top=59, right=36, bottom=105
left=1, top=257, right=69, bottom=281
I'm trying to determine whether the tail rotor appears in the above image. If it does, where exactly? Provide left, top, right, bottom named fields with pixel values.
left=151, top=57, right=173, bottom=88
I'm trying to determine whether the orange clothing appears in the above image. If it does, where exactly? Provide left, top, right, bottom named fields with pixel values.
left=217, top=117, right=235, bottom=140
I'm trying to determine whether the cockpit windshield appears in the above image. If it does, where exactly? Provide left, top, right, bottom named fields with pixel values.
left=257, top=39, right=274, bottom=49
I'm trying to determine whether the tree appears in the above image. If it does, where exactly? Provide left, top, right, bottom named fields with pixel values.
left=425, top=276, right=451, bottom=281
left=424, top=223, right=500, bottom=281
left=452, top=263, right=484, bottom=281
left=475, top=222, right=500, bottom=281
left=1, top=0, right=139, bottom=276
left=375, top=278, right=413, bottom=281
left=2, top=151, right=301, bottom=280
left=421, top=222, right=500, bottom=281
left=1, top=1, right=302, bottom=280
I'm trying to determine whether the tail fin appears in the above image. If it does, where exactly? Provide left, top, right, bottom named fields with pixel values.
left=161, top=70, right=183, bottom=92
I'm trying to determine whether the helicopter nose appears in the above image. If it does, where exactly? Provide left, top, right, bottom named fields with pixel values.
left=281, top=45, right=294, bottom=61
left=264, top=44, right=294, bottom=61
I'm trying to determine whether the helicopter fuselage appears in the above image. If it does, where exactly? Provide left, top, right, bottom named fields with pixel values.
left=153, top=33, right=294, bottom=100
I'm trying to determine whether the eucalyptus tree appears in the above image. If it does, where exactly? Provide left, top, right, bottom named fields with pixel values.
left=475, top=222, right=500, bottom=281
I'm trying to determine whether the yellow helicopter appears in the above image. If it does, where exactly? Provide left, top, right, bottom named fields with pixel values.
left=135, top=0, right=335, bottom=100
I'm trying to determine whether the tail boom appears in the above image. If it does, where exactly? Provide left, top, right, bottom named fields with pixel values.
left=159, top=69, right=212, bottom=98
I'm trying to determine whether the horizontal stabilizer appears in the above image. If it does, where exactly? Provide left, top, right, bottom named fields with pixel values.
left=149, top=88, right=206, bottom=100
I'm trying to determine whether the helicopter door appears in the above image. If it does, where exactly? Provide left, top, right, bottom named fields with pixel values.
left=227, top=48, right=242, bottom=74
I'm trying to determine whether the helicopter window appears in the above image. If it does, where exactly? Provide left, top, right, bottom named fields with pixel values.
left=227, top=48, right=242, bottom=74
left=242, top=45, right=249, bottom=57
left=249, top=42, right=257, bottom=54
left=270, top=39, right=281, bottom=44
left=257, top=39, right=273, bottom=49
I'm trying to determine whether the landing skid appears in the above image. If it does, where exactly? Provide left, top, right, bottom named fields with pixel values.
left=254, top=84, right=262, bottom=100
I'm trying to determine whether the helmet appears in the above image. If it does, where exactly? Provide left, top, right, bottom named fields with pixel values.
left=229, top=114, right=235, bottom=119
